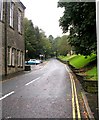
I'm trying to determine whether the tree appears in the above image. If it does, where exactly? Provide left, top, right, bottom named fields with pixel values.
left=57, top=35, right=71, bottom=56
left=24, top=18, right=52, bottom=59
left=53, top=35, right=72, bottom=56
left=48, top=35, right=72, bottom=57
left=24, top=18, right=36, bottom=59
left=48, top=35, right=55, bottom=57
left=53, top=37, right=61, bottom=57
left=58, top=2, right=96, bottom=56
left=38, top=30, right=52, bottom=59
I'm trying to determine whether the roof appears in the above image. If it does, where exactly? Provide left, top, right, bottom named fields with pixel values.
left=20, top=1, right=26, bottom=10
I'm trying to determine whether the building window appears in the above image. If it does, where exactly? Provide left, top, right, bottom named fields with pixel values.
left=10, top=1, right=14, bottom=27
left=0, top=0, right=3, bottom=21
left=8, top=47, right=12, bottom=66
left=23, top=54, right=24, bottom=66
left=18, top=9, right=22, bottom=33
left=17, top=50, right=20, bottom=67
left=8, top=47, right=16, bottom=66
left=12, top=48, right=15, bottom=66
left=20, top=52, right=23, bottom=67
left=17, top=50, right=24, bottom=67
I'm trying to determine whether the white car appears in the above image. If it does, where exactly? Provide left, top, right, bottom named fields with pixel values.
left=25, top=59, right=40, bottom=65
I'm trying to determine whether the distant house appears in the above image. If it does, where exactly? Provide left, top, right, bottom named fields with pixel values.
left=0, top=0, right=26, bottom=77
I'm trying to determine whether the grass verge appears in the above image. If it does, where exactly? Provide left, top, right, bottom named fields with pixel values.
left=58, top=54, right=97, bottom=81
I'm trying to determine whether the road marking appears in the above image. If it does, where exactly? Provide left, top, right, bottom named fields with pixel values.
left=65, top=65, right=70, bottom=73
left=0, top=91, right=14, bottom=101
left=72, top=75, right=81, bottom=119
left=25, top=77, right=40, bottom=86
left=70, top=73, right=76, bottom=119
left=65, top=65, right=81, bottom=119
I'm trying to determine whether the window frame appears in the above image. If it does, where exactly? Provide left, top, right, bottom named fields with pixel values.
left=20, top=51, right=23, bottom=67
left=10, top=0, right=14, bottom=28
left=8, top=47, right=12, bottom=66
left=17, top=50, right=20, bottom=67
left=18, top=9, right=22, bottom=33
left=12, top=48, right=15, bottom=66
left=0, top=0, right=3, bottom=21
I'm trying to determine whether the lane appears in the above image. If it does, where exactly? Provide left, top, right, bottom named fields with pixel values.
left=2, top=61, right=49, bottom=96
left=2, top=59, right=72, bottom=118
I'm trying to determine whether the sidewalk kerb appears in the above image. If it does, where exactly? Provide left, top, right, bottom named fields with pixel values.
left=81, top=92, right=95, bottom=119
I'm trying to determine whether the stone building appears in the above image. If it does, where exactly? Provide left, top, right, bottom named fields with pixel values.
left=0, top=0, right=26, bottom=77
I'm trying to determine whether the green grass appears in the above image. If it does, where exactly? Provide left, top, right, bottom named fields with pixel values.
left=85, top=66, right=98, bottom=80
left=58, top=54, right=96, bottom=69
left=69, top=54, right=96, bottom=69
left=58, top=55, right=76, bottom=61
left=58, top=56, right=68, bottom=61
left=65, top=55, right=77, bottom=61
left=58, top=54, right=97, bottom=81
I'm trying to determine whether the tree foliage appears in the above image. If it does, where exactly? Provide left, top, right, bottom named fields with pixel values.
left=57, top=35, right=71, bottom=56
left=58, top=2, right=96, bottom=56
left=50, top=35, right=72, bottom=56
left=24, top=18, right=51, bottom=59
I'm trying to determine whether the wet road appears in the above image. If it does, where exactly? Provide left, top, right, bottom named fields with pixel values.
left=2, top=59, right=79, bottom=118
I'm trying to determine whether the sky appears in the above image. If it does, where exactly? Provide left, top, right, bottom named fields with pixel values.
left=20, top=0, right=98, bottom=38
left=20, top=0, right=66, bottom=38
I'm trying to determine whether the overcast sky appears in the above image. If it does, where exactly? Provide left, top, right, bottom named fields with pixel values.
left=20, top=0, right=65, bottom=38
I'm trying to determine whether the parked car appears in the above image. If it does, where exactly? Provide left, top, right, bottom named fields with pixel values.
left=25, top=59, right=41, bottom=65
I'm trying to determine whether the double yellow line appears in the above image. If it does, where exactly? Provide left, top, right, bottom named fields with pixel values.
left=65, top=65, right=81, bottom=119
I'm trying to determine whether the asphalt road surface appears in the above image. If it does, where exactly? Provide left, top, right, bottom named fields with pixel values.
left=1, top=59, right=86, bottom=118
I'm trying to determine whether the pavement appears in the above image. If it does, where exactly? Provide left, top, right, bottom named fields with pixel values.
left=84, top=92, right=98, bottom=120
